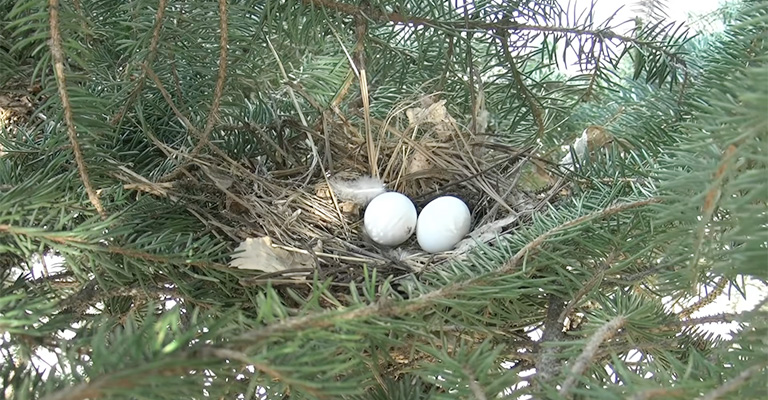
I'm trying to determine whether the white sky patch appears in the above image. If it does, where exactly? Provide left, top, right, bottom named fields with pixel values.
left=665, top=276, right=768, bottom=340
left=554, top=0, right=729, bottom=74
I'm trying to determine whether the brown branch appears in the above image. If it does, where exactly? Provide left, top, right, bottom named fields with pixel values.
left=628, top=388, right=687, bottom=400
left=462, top=366, right=488, bottom=400
left=679, top=276, right=728, bottom=320
left=143, top=65, right=200, bottom=136
left=650, top=312, right=747, bottom=334
left=536, top=295, right=567, bottom=381
left=0, top=224, right=88, bottom=245
left=40, top=363, right=196, bottom=400
left=48, top=0, right=106, bottom=219
left=691, top=145, right=738, bottom=277
left=557, top=269, right=605, bottom=325
left=497, top=29, right=545, bottom=137
left=0, top=224, right=226, bottom=270
left=186, top=0, right=229, bottom=158
left=110, top=0, right=168, bottom=126
left=235, top=198, right=659, bottom=342
left=206, top=348, right=323, bottom=398
left=41, top=380, right=103, bottom=400
left=169, top=52, right=185, bottom=107
left=106, top=246, right=229, bottom=269
left=581, top=46, right=604, bottom=102
left=60, top=279, right=183, bottom=315
left=559, top=316, right=626, bottom=398
left=301, top=0, right=686, bottom=68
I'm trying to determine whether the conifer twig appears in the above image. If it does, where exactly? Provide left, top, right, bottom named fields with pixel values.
left=536, top=295, right=566, bottom=381
left=679, top=276, right=728, bottom=320
left=497, top=28, right=545, bottom=137
left=691, top=145, right=738, bottom=281
left=695, top=363, right=766, bottom=400
left=559, top=316, right=626, bottom=398
left=651, top=312, right=745, bottom=333
left=189, top=0, right=228, bottom=157
left=207, top=348, right=324, bottom=397
left=557, top=269, right=606, bottom=325
left=627, top=388, right=686, bottom=400
left=462, top=366, right=488, bottom=400
left=109, top=0, right=168, bottom=125
left=143, top=65, right=200, bottom=136
left=48, top=0, right=106, bottom=219
left=301, top=0, right=687, bottom=69
left=160, top=0, right=229, bottom=181
left=235, top=198, right=659, bottom=341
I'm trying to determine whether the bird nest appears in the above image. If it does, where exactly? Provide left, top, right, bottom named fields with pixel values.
left=145, top=97, right=543, bottom=286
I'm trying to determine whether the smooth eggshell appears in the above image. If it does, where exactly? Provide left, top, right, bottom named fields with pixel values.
left=416, top=196, right=471, bottom=253
left=364, top=192, right=417, bottom=246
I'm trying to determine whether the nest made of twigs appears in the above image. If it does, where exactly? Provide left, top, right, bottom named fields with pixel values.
left=149, top=96, right=543, bottom=285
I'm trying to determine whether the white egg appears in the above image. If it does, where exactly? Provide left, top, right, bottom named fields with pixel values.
left=416, top=196, right=471, bottom=253
left=364, top=191, right=417, bottom=246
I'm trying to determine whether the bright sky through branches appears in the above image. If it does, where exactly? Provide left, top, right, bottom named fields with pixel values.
left=553, top=0, right=727, bottom=73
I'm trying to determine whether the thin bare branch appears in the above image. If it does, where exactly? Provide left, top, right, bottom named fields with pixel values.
left=557, top=270, right=605, bottom=325
left=627, top=387, right=686, bottom=400
left=143, top=65, right=200, bottom=136
left=206, top=348, right=324, bottom=397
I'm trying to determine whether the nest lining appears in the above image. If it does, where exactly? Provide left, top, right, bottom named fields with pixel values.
left=209, top=99, right=543, bottom=285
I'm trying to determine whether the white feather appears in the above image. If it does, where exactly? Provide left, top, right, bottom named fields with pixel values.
left=329, top=176, right=386, bottom=205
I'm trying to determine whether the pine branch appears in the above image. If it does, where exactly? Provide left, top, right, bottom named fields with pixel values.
left=0, top=224, right=227, bottom=269
left=691, top=145, right=739, bottom=282
left=109, top=0, right=168, bottom=125
left=302, top=0, right=687, bottom=68
left=207, top=348, right=325, bottom=398
left=678, top=276, right=728, bottom=320
left=143, top=64, right=200, bottom=137
left=557, top=268, right=606, bottom=325
left=47, top=0, right=105, bottom=219
left=39, top=362, right=198, bottom=400
left=163, top=0, right=230, bottom=180
left=234, top=198, right=659, bottom=341
left=535, top=295, right=566, bottom=381
left=59, top=280, right=183, bottom=315
left=462, top=365, right=488, bottom=400
left=559, top=316, right=627, bottom=398
left=695, top=363, right=767, bottom=400
left=656, top=312, right=744, bottom=331
left=627, top=387, right=686, bottom=400
left=497, top=28, right=546, bottom=137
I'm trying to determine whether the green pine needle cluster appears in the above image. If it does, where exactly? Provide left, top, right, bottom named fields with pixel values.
left=1, top=0, right=766, bottom=399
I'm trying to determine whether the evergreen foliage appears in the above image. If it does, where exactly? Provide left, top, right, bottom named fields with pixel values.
left=1, top=0, right=766, bottom=399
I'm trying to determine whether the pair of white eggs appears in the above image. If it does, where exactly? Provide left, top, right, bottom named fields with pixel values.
left=363, top=192, right=471, bottom=253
